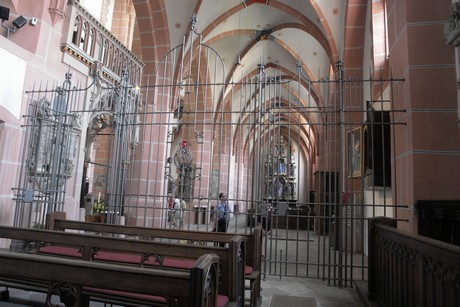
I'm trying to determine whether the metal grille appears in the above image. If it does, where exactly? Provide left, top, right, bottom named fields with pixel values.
left=12, top=73, right=83, bottom=231
left=12, top=23, right=405, bottom=286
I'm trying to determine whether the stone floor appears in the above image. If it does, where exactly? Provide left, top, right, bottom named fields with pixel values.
left=260, top=275, right=364, bottom=307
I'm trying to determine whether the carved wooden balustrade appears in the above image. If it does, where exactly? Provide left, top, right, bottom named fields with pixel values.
left=368, top=217, right=460, bottom=307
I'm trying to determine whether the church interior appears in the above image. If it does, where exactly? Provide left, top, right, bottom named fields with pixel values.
left=0, top=0, right=459, bottom=306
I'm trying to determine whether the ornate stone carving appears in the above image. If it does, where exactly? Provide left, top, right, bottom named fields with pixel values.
left=23, top=74, right=82, bottom=203
left=173, top=144, right=194, bottom=199
left=174, top=145, right=193, bottom=168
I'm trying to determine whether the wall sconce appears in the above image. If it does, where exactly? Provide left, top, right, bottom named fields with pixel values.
left=0, top=6, right=27, bottom=39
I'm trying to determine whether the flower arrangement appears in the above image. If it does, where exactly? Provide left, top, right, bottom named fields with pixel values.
left=93, top=200, right=106, bottom=215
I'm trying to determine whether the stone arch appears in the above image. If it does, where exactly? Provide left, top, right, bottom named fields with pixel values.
left=132, top=0, right=170, bottom=78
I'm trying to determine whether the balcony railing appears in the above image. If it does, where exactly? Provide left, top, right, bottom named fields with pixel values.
left=61, top=0, right=144, bottom=86
left=368, top=217, right=460, bottom=307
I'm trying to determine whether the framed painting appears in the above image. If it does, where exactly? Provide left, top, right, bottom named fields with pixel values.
left=347, top=127, right=362, bottom=178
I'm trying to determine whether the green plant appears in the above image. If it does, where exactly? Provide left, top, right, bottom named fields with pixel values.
left=93, top=200, right=106, bottom=214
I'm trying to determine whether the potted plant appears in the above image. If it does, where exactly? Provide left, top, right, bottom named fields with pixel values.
left=86, top=200, right=106, bottom=223
left=93, top=200, right=106, bottom=215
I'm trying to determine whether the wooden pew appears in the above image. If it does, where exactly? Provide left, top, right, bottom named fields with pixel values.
left=0, top=226, right=244, bottom=306
left=52, top=218, right=263, bottom=306
left=0, top=250, right=218, bottom=307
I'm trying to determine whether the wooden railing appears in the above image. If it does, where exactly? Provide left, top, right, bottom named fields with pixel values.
left=368, top=217, right=460, bottom=307
left=61, top=0, right=144, bottom=86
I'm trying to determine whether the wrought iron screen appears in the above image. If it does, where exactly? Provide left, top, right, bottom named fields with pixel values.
left=12, top=20, right=406, bottom=287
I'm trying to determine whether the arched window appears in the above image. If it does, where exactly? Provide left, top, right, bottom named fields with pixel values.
left=71, top=15, right=83, bottom=46
left=371, top=0, right=389, bottom=76
left=100, top=38, right=108, bottom=64
left=86, top=26, right=96, bottom=56
left=112, top=49, right=119, bottom=73
left=80, top=21, right=90, bottom=51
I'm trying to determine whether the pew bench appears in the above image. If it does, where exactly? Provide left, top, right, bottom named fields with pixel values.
left=52, top=218, right=263, bottom=306
left=0, top=226, right=244, bottom=306
left=0, top=250, right=219, bottom=307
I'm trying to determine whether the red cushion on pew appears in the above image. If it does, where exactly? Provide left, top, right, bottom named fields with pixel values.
left=217, top=294, right=229, bottom=307
left=40, top=247, right=201, bottom=272
left=83, top=286, right=168, bottom=303
left=94, top=250, right=142, bottom=264
left=39, top=246, right=81, bottom=258
left=245, top=266, right=254, bottom=275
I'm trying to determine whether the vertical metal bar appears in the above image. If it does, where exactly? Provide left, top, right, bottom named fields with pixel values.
left=279, top=249, right=283, bottom=280
left=339, top=61, right=346, bottom=286
left=378, top=77, right=388, bottom=217
left=318, top=78, right=327, bottom=280
left=253, top=64, right=265, bottom=202
left=235, top=76, right=244, bottom=232
left=304, top=77, right=311, bottom=278
left=389, top=72, right=398, bottom=221
left=12, top=88, right=35, bottom=229
left=244, top=77, right=252, bottom=235
left=326, top=75, right=334, bottom=286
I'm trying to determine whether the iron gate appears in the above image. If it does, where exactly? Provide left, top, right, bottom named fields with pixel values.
left=12, top=20, right=405, bottom=287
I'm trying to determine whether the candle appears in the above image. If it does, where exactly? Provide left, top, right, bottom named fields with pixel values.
left=98, top=192, right=101, bottom=202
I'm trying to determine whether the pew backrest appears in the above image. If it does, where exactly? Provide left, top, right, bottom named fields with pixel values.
left=0, top=225, right=244, bottom=305
left=52, top=218, right=262, bottom=271
left=0, top=250, right=219, bottom=307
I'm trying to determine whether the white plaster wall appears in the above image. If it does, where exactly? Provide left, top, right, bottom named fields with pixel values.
left=0, top=49, right=26, bottom=120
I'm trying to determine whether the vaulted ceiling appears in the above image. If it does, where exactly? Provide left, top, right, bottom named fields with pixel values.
left=131, top=0, right=361, bottom=87
left=162, top=0, right=345, bottom=82
left=131, top=0, right=367, bottom=165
